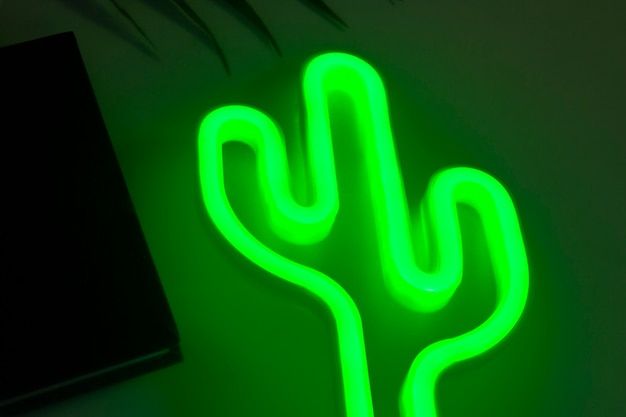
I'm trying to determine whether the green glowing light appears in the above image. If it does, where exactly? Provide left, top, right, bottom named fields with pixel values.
left=198, top=52, right=528, bottom=417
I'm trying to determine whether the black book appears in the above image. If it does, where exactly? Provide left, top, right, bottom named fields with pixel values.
left=0, top=32, right=181, bottom=415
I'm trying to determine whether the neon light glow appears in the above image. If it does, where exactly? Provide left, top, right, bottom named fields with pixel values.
left=198, top=52, right=529, bottom=417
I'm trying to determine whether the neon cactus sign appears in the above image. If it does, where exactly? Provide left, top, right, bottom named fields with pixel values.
left=198, top=52, right=529, bottom=417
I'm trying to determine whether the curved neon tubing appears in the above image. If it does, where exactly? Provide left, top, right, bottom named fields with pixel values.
left=198, top=52, right=528, bottom=417
left=199, top=105, right=374, bottom=417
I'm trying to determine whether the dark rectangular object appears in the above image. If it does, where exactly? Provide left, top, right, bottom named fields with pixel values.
left=0, top=32, right=181, bottom=415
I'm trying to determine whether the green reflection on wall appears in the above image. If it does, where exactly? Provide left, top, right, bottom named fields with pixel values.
left=198, top=52, right=528, bottom=417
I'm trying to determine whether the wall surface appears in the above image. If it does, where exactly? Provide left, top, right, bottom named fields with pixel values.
left=1, top=1, right=624, bottom=416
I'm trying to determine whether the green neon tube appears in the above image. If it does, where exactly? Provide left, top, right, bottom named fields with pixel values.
left=198, top=52, right=529, bottom=417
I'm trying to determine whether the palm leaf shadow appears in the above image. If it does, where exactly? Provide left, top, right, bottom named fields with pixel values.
left=296, top=0, right=348, bottom=30
left=109, top=0, right=157, bottom=50
left=60, top=0, right=354, bottom=74
left=56, top=0, right=158, bottom=60
left=140, top=0, right=231, bottom=74
left=215, top=0, right=281, bottom=56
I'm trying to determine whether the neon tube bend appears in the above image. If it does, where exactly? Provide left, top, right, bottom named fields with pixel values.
left=198, top=52, right=529, bottom=417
